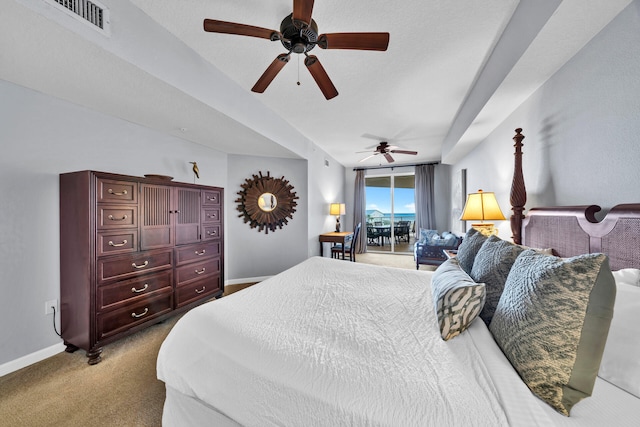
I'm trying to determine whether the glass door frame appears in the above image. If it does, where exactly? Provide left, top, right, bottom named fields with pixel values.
left=365, top=171, right=415, bottom=254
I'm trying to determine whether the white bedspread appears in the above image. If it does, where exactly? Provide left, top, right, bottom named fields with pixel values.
left=157, top=257, right=509, bottom=426
left=157, top=256, right=640, bottom=425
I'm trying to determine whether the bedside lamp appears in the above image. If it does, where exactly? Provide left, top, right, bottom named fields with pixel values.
left=330, top=203, right=346, bottom=232
left=460, top=190, right=506, bottom=236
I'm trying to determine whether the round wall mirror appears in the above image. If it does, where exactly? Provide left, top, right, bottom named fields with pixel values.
left=236, top=171, right=298, bottom=234
left=258, top=193, right=277, bottom=212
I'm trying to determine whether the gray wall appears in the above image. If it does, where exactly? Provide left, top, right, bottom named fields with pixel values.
left=226, top=155, right=309, bottom=280
left=0, top=79, right=344, bottom=371
left=452, top=1, right=640, bottom=236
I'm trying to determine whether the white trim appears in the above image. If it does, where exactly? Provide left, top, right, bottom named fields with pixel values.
left=225, top=276, right=271, bottom=286
left=0, top=343, right=65, bottom=378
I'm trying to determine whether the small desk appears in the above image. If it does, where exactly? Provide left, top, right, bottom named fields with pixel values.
left=319, top=231, right=354, bottom=258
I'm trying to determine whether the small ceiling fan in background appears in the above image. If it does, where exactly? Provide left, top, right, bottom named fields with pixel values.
left=358, top=142, right=418, bottom=163
left=202, top=0, right=390, bottom=99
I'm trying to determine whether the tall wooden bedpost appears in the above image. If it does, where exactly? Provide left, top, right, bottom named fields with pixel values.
left=510, top=128, right=526, bottom=244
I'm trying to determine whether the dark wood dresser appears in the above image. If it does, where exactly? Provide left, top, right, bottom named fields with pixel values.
left=59, top=170, right=224, bottom=364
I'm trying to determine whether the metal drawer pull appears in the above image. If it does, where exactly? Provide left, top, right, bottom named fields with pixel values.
left=207, top=196, right=216, bottom=201
left=131, top=308, right=149, bottom=318
left=207, top=230, right=217, bottom=235
left=131, top=283, right=149, bottom=293
left=132, top=260, right=149, bottom=269
left=195, top=250, right=206, bottom=256
left=108, top=188, right=128, bottom=196
left=195, top=286, right=206, bottom=294
left=195, top=268, right=206, bottom=275
left=108, top=214, right=128, bottom=221
left=108, top=239, right=128, bottom=247
left=207, top=214, right=216, bottom=219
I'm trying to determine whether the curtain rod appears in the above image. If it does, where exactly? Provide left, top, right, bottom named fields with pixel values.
left=353, top=161, right=440, bottom=171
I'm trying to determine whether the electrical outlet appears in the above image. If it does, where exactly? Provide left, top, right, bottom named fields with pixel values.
left=45, top=299, right=58, bottom=315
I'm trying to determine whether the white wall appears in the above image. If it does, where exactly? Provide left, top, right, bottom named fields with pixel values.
left=452, top=1, right=640, bottom=236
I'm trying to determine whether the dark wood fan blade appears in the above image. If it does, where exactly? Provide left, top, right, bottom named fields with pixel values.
left=304, top=55, right=339, bottom=100
left=384, top=153, right=395, bottom=163
left=317, top=33, right=390, bottom=50
left=251, top=54, right=290, bottom=93
left=390, top=150, right=418, bottom=155
left=359, top=153, right=378, bottom=162
left=293, top=0, right=315, bottom=26
left=203, top=19, right=280, bottom=40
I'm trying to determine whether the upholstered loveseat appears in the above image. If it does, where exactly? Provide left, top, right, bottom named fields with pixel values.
left=414, top=229, right=463, bottom=269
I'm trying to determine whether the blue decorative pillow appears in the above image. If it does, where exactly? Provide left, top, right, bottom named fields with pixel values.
left=470, top=235, right=525, bottom=325
left=490, top=250, right=616, bottom=416
left=427, top=231, right=459, bottom=247
left=418, top=228, right=438, bottom=245
left=456, top=228, right=488, bottom=275
left=431, top=259, right=485, bottom=340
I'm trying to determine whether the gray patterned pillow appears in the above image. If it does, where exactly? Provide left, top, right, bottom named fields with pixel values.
left=456, top=228, right=488, bottom=275
left=431, top=259, right=486, bottom=341
left=489, top=250, right=616, bottom=416
left=470, top=235, right=525, bottom=325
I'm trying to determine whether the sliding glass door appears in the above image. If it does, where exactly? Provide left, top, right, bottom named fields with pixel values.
left=365, top=174, right=415, bottom=254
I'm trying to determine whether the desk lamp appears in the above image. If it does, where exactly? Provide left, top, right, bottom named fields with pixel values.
left=330, top=203, right=346, bottom=232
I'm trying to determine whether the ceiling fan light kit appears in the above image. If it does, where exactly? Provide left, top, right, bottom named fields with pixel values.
left=203, top=0, right=389, bottom=100
left=359, top=141, right=419, bottom=164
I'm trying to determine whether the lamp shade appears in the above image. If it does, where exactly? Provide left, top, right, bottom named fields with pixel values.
left=460, top=190, right=506, bottom=221
left=330, top=203, right=346, bottom=216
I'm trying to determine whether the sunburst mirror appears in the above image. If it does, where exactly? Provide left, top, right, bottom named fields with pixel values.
left=236, top=171, right=298, bottom=234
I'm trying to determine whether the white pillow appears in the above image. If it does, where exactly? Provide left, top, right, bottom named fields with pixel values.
left=611, top=268, right=640, bottom=287
left=598, top=282, right=640, bottom=398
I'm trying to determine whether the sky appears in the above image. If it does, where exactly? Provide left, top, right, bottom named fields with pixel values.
left=366, top=186, right=415, bottom=214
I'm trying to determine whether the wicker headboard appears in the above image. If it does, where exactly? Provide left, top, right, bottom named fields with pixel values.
left=508, top=129, right=640, bottom=270
left=521, top=204, right=640, bottom=270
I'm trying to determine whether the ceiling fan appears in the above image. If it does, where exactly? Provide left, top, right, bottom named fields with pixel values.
left=358, top=142, right=418, bottom=163
left=202, top=0, right=390, bottom=100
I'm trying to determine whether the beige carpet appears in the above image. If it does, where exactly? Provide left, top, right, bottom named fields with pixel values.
left=0, top=253, right=429, bottom=426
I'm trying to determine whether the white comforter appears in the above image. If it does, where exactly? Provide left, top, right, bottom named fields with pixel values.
left=158, top=256, right=510, bottom=426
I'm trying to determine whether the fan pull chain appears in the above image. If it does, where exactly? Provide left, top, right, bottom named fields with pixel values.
left=297, top=55, right=301, bottom=86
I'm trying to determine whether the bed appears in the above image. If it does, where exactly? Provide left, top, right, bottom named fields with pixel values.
left=157, top=129, right=640, bottom=426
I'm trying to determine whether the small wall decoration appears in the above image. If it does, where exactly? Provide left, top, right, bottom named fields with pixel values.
left=236, top=171, right=298, bottom=234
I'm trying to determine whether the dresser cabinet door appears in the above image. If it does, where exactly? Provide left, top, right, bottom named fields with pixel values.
left=175, top=188, right=201, bottom=246
left=140, top=184, right=174, bottom=249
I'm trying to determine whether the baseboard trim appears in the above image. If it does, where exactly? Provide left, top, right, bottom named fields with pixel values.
left=225, top=275, right=271, bottom=286
left=0, top=342, right=66, bottom=378
left=1, top=277, right=272, bottom=378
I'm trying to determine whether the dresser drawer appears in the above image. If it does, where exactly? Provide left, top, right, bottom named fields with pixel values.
left=202, top=207, right=221, bottom=223
left=97, top=291, right=172, bottom=340
left=97, top=271, right=172, bottom=310
left=97, top=205, right=138, bottom=230
left=97, top=230, right=138, bottom=256
left=96, top=178, right=137, bottom=204
left=202, top=189, right=221, bottom=206
left=202, top=225, right=221, bottom=241
left=97, top=249, right=173, bottom=283
left=175, top=275, right=221, bottom=308
left=174, top=242, right=221, bottom=266
left=175, top=258, right=220, bottom=287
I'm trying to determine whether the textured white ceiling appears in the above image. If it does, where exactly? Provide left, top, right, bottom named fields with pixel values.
left=2, top=0, right=633, bottom=167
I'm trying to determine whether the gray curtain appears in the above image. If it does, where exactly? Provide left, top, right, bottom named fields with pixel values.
left=415, top=164, right=436, bottom=232
left=353, top=169, right=367, bottom=254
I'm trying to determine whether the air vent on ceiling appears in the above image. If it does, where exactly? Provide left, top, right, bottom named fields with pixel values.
left=49, top=0, right=107, bottom=30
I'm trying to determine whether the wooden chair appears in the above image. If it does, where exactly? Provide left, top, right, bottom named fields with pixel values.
left=331, top=222, right=361, bottom=262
